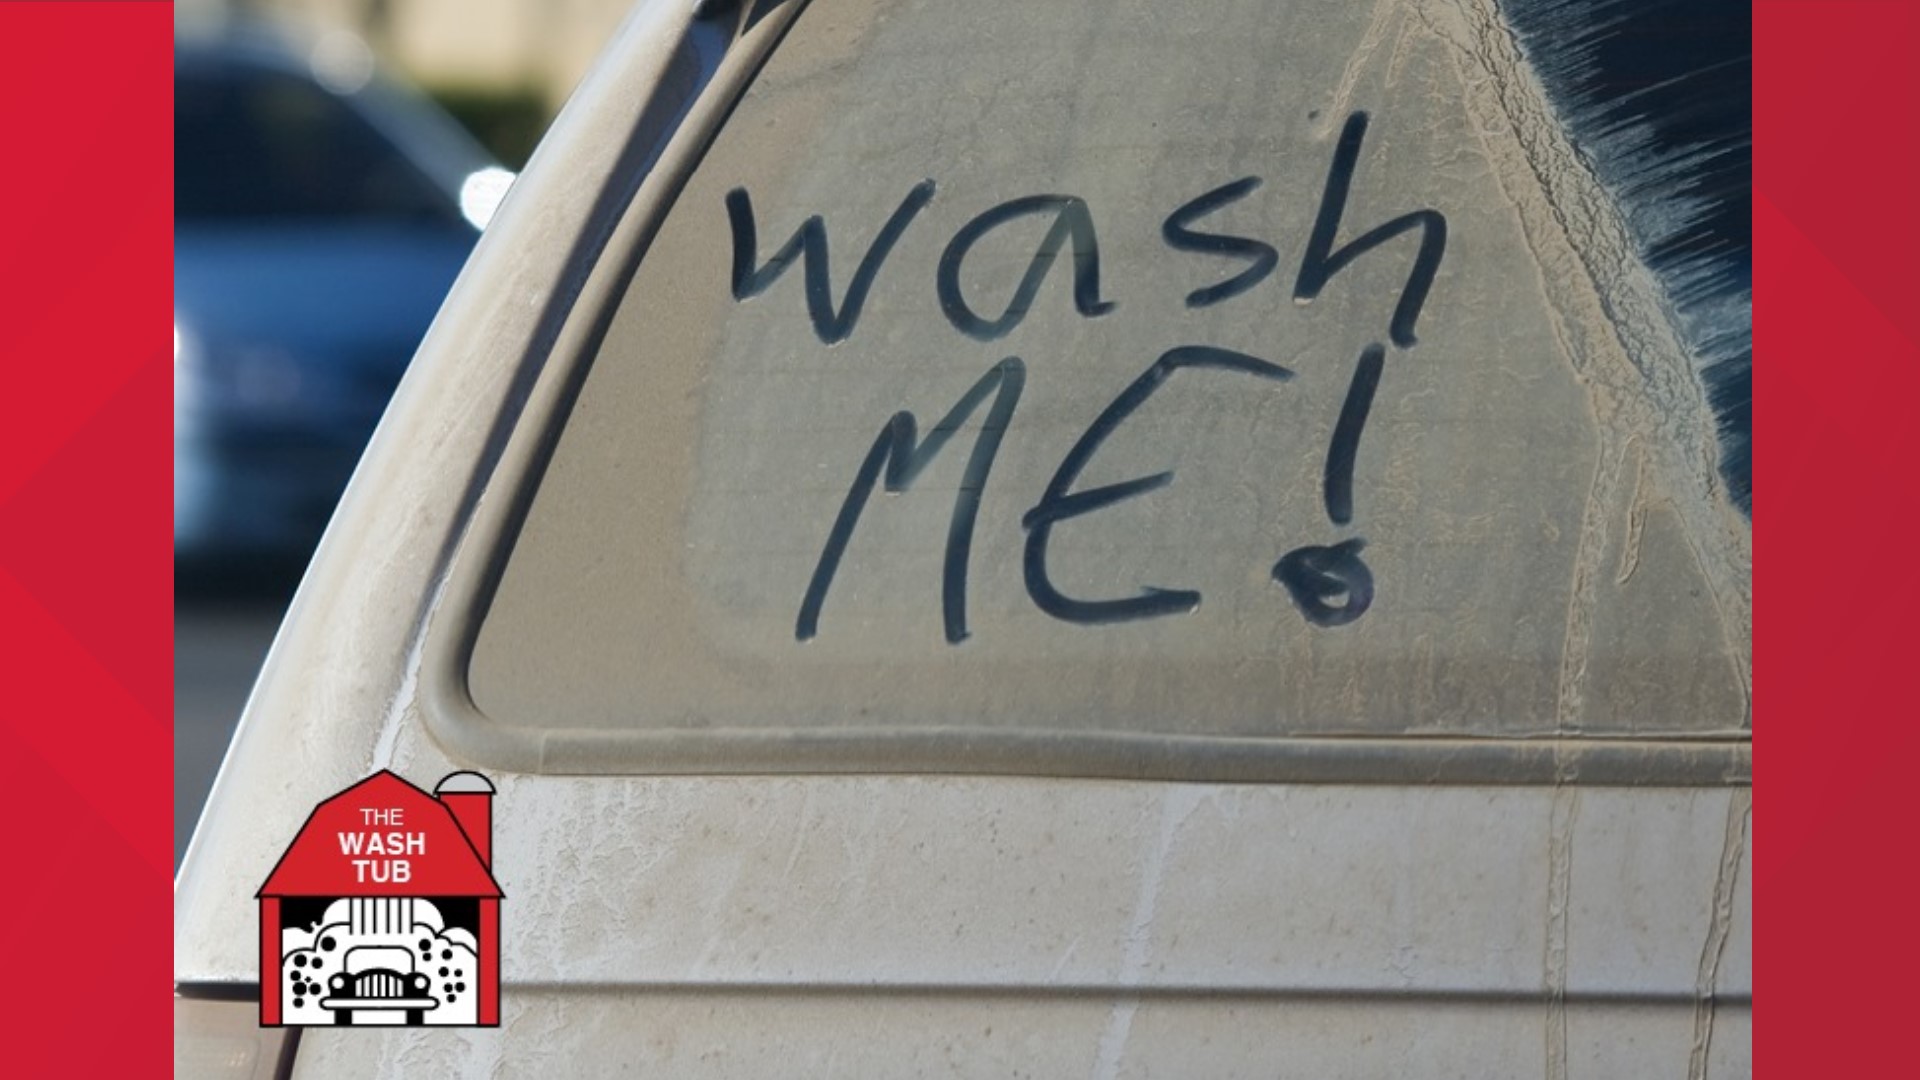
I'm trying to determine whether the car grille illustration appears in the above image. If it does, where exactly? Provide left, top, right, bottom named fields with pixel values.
left=354, top=971, right=406, bottom=999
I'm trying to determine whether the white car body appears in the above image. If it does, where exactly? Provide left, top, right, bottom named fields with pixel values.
left=176, top=2, right=1751, bottom=1076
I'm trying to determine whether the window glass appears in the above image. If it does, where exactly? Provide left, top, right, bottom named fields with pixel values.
left=461, top=0, right=1749, bottom=777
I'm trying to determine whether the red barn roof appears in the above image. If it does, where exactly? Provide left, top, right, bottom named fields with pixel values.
left=257, top=771, right=502, bottom=898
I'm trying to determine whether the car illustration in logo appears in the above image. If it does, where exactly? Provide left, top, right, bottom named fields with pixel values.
left=324, top=946, right=438, bottom=1026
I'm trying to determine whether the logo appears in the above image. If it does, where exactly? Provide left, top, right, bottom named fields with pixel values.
left=256, top=770, right=503, bottom=1027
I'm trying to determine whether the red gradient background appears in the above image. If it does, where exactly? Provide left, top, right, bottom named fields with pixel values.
left=0, top=2, right=171, bottom=1075
left=1756, top=1, right=1919, bottom=1073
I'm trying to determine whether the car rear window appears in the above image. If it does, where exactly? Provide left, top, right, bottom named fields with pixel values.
left=449, top=0, right=1750, bottom=782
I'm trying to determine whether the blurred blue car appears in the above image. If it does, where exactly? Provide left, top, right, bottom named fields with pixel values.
left=174, top=27, right=511, bottom=575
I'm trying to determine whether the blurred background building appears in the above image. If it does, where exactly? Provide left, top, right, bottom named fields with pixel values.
left=176, top=0, right=630, bottom=167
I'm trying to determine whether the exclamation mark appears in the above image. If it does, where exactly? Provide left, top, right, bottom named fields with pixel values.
left=1272, top=342, right=1384, bottom=628
left=1323, top=342, right=1385, bottom=526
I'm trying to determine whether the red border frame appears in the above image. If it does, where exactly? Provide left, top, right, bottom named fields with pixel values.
left=0, top=2, right=172, bottom=1075
left=1757, top=1, right=1919, bottom=1074
left=0, top=0, right=1901, bottom=1072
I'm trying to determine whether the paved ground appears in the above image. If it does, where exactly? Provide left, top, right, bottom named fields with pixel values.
left=175, top=600, right=285, bottom=868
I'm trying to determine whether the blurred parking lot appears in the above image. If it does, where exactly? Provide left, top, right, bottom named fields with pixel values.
left=176, top=593, right=288, bottom=865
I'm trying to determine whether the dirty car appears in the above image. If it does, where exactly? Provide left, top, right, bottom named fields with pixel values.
left=175, top=1, right=1751, bottom=1075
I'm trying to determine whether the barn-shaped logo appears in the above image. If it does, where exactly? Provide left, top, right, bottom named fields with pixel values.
left=256, top=770, right=502, bottom=1027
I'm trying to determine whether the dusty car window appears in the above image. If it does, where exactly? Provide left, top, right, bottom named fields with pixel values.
left=456, top=0, right=1749, bottom=780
